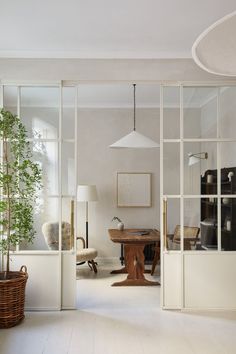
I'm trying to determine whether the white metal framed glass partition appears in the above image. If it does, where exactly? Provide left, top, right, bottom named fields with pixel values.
left=0, top=83, right=77, bottom=310
left=161, top=83, right=236, bottom=310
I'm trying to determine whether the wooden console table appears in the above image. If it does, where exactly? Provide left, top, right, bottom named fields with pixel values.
left=108, top=228, right=160, bottom=286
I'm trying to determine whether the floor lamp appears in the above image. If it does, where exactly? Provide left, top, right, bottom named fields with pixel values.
left=77, top=185, right=98, bottom=248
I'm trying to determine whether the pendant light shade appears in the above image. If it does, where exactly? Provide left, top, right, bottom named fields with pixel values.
left=110, top=130, right=159, bottom=148
left=110, top=84, right=159, bottom=149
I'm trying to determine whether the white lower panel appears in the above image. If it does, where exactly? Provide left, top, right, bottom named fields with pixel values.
left=163, top=253, right=181, bottom=309
left=62, top=252, right=76, bottom=309
left=10, top=254, right=60, bottom=310
left=184, top=253, right=236, bottom=309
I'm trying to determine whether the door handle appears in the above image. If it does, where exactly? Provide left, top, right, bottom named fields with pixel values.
left=163, top=198, right=167, bottom=250
left=70, top=199, right=75, bottom=249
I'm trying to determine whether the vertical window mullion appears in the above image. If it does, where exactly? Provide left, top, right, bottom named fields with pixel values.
left=59, top=84, right=62, bottom=253
left=217, top=88, right=221, bottom=251
left=180, top=84, right=184, bottom=309
left=160, top=85, right=164, bottom=307
left=74, top=87, right=78, bottom=251
left=15, top=86, right=21, bottom=252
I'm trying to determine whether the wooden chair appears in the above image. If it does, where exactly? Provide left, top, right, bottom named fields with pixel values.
left=151, top=242, right=160, bottom=275
left=169, top=225, right=200, bottom=250
left=151, top=225, right=200, bottom=275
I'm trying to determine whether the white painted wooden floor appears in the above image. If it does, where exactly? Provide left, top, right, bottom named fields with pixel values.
left=1, top=264, right=236, bottom=354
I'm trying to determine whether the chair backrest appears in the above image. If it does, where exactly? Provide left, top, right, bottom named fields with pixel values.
left=76, top=237, right=86, bottom=250
left=42, top=221, right=72, bottom=250
left=173, top=225, right=200, bottom=242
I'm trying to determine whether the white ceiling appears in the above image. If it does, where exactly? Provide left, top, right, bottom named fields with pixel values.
left=0, top=0, right=235, bottom=59
left=192, top=11, right=236, bottom=76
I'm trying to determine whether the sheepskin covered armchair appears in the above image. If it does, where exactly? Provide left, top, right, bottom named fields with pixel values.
left=42, top=221, right=72, bottom=250
left=42, top=222, right=98, bottom=273
left=76, top=237, right=98, bottom=273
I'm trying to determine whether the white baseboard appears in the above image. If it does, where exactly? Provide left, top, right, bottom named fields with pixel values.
left=25, top=307, right=61, bottom=311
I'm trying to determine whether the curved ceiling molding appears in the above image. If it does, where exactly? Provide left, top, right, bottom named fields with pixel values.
left=192, top=11, right=236, bottom=76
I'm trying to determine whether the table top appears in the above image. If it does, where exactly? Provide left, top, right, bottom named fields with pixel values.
left=108, top=228, right=160, bottom=244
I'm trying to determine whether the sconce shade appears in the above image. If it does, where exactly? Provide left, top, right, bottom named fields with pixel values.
left=77, top=185, right=98, bottom=202
left=110, top=130, right=159, bottom=148
left=188, top=154, right=200, bottom=166
left=188, top=152, right=208, bottom=166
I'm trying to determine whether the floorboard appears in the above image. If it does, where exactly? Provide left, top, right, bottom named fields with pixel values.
left=0, top=264, right=236, bottom=354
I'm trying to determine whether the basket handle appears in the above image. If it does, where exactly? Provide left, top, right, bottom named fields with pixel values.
left=20, top=265, right=27, bottom=273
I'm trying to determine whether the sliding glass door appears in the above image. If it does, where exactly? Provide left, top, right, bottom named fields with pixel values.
left=0, top=83, right=77, bottom=310
left=161, top=84, right=236, bottom=309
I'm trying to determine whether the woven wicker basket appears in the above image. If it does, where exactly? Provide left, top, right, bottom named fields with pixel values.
left=0, top=265, right=28, bottom=328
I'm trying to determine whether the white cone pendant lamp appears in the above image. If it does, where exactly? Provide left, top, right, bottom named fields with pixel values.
left=110, top=84, right=159, bottom=149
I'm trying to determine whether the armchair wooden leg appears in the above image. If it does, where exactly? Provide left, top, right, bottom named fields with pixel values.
left=88, top=260, right=98, bottom=273
left=88, top=261, right=93, bottom=271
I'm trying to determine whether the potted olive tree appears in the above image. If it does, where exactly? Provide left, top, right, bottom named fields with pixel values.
left=0, top=109, right=42, bottom=328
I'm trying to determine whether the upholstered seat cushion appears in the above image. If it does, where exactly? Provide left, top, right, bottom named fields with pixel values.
left=76, top=248, right=98, bottom=262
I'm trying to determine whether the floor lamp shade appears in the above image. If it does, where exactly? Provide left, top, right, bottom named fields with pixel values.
left=77, top=185, right=98, bottom=202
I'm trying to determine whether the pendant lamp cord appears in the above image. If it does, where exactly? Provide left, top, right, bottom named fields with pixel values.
left=133, top=83, right=136, bottom=131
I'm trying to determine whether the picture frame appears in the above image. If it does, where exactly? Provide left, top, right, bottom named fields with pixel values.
left=117, top=172, right=152, bottom=207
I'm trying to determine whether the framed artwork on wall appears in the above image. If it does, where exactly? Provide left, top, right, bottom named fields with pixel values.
left=117, top=172, right=152, bottom=207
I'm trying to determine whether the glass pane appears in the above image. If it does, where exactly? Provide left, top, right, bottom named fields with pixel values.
left=220, top=143, right=236, bottom=195
left=183, top=87, right=217, bottom=138
left=166, top=198, right=180, bottom=251
left=184, top=198, right=217, bottom=251
left=62, top=87, right=76, bottom=139
left=219, top=86, right=236, bottom=138
left=62, top=142, right=75, bottom=196
left=163, top=86, right=180, bottom=139
left=163, top=143, right=180, bottom=195
left=20, top=197, right=59, bottom=250
left=3, top=86, right=17, bottom=115
left=184, top=142, right=217, bottom=195
left=77, top=83, right=159, bottom=147
left=221, top=198, right=236, bottom=251
left=20, top=87, right=59, bottom=139
left=201, top=197, right=218, bottom=250
left=62, top=198, right=75, bottom=251
left=30, top=141, right=59, bottom=195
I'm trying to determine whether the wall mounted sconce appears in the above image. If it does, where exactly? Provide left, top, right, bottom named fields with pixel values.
left=188, top=152, right=208, bottom=166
